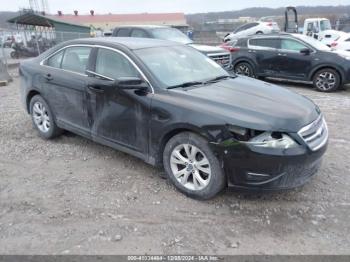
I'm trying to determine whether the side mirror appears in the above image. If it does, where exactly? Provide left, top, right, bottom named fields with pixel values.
left=115, top=77, right=149, bottom=91
left=300, top=48, right=311, bottom=55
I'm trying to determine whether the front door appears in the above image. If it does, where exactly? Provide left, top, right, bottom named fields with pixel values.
left=42, top=46, right=93, bottom=135
left=87, top=47, right=152, bottom=155
left=277, top=38, right=313, bottom=80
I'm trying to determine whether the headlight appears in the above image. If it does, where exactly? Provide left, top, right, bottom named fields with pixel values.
left=247, top=132, right=298, bottom=149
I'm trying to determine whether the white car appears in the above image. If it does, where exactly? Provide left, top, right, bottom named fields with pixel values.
left=318, top=30, right=347, bottom=47
left=224, top=21, right=280, bottom=42
left=331, top=33, right=350, bottom=51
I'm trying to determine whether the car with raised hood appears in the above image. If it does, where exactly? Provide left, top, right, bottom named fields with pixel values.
left=228, top=33, right=350, bottom=92
left=112, top=25, right=231, bottom=70
left=223, top=21, right=280, bottom=43
left=19, top=37, right=328, bottom=199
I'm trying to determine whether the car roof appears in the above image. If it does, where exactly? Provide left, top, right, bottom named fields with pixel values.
left=62, top=37, right=180, bottom=50
left=245, top=32, right=295, bottom=40
left=115, top=25, right=170, bottom=29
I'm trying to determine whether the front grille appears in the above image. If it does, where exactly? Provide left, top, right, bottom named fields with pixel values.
left=207, top=53, right=231, bottom=68
left=298, top=115, right=328, bottom=151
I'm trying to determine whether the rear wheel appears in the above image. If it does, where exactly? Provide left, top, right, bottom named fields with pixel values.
left=163, top=132, right=226, bottom=200
left=234, top=62, right=255, bottom=78
left=313, top=68, right=341, bottom=92
left=30, top=95, right=63, bottom=139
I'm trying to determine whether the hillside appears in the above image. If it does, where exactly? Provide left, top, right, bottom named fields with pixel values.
left=186, top=5, right=350, bottom=25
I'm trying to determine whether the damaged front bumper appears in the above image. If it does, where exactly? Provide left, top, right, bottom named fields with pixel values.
left=211, top=138, right=327, bottom=190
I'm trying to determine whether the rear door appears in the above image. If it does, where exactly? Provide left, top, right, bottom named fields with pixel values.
left=277, top=38, right=313, bottom=80
left=248, top=37, right=280, bottom=75
left=42, top=45, right=93, bottom=135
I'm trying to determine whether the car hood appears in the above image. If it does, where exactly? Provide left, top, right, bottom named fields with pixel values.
left=189, top=44, right=228, bottom=54
left=170, top=76, right=319, bottom=132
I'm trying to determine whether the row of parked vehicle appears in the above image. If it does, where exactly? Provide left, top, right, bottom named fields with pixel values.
left=109, top=24, right=350, bottom=93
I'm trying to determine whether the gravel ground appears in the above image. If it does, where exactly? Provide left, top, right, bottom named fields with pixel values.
left=0, top=70, right=350, bottom=255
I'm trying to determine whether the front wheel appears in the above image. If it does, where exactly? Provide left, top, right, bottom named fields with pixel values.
left=313, top=68, right=341, bottom=92
left=163, top=132, right=226, bottom=200
left=234, top=62, right=255, bottom=78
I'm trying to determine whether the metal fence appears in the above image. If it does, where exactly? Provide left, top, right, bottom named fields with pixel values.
left=0, top=29, right=90, bottom=59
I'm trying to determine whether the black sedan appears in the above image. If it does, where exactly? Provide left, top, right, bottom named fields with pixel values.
left=19, top=37, right=328, bottom=199
left=228, top=33, right=350, bottom=92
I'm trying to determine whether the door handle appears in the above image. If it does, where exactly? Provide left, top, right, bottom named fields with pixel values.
left=88, top=85, right=105, bottom=93
left=45, top=73, right=53, bottom=81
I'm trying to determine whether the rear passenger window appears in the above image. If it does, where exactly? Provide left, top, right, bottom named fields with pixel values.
left=95, top=48, right=139, bottom=79
left=131, top=29, right=149, bottom=38
left=117, top=28, right=130, bottom=37
left=249, top=38, right=278, bottom=49
left=61, top=47, right=92, bottom=74
left=46, top=50, right=64, bottom=68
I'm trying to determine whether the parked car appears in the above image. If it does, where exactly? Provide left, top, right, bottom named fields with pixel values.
left=331, top=33, right=350, bottom=51
left=112, top=25, right=231, bottom=70
left=229, top=33, right=350, bottom=92
left=20, top=38, right=328, bottom=199
left=223, top=22, right=280, bottom=43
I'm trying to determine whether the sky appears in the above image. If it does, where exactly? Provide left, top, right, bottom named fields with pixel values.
left=2, top=0, right=350, bottom=14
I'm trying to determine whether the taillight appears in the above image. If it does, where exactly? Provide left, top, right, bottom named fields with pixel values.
left=266, top=22, right=273, bottom=27
left=228, top=47, right=240, bottom=52
left=220, top=44, right=240, bottom=52
left=331, top=42, right=338, bottom=47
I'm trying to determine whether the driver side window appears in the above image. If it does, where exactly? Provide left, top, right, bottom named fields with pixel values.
left=95, top=48, right=139, bottom=79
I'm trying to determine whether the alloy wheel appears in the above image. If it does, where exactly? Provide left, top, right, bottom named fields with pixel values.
left=235, top=64, right=252, bottom=77
left=170, top=144, right=211, bottom=191
left=315, top=72, right=336, bottom=91
left=32, top=101, right=51, bottom=133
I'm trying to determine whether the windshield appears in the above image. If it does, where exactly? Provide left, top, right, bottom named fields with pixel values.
left=135, top=45, right=229, bottom=88
left=320, top=20, right=332, bottom=31
left=150, top=28, right=193, bottom=44
left=292, top=34, right=331, bottom=51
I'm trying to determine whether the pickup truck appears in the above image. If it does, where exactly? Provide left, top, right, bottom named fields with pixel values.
left=112, top=25, right=231, bottom=70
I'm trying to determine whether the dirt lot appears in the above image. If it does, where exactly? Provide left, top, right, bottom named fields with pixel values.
left=1, top=69, right=350, bottom=255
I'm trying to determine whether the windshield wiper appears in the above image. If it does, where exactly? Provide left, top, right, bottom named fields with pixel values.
left=167, top=81, right=203, bottom=90
left=204, top=75, right=235, bottom=84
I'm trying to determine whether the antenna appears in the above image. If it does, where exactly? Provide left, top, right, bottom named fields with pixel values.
left=28, top=0, right=49, bottom=13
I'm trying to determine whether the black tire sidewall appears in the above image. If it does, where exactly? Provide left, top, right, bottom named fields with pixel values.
left=234, top=62, right=255, bottom=78
left=163, top=132, right=226, bottom=200
left=313, top=69, right=341, bottom=92
left=29, top=95, right=60, bottom=139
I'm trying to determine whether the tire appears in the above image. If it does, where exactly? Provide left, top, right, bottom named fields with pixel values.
left=234, top=62, right=255, bottom=78
left=10, top=51, right=17, bottom=59
left=313, top=68, right=341, bottom=92
left=163, top=132, right=226, bottom=200
left=29, top=95, right=63, bottom=139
